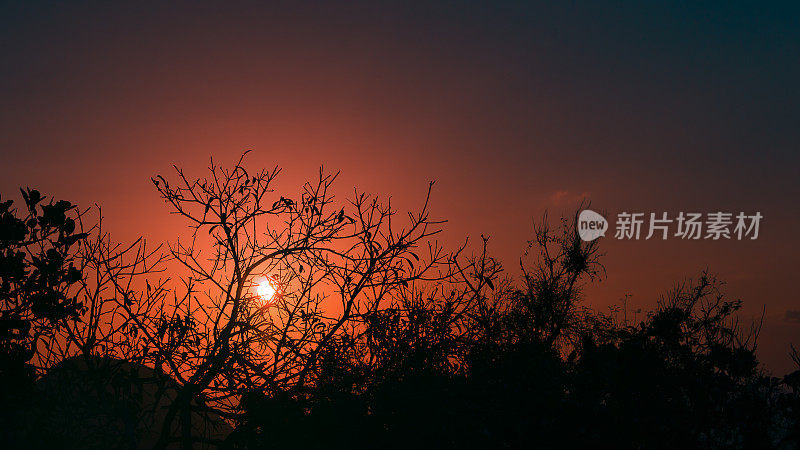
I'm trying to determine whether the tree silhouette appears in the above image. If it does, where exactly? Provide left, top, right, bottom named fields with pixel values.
left=228, top=199, right=792, bottom=449
left=142, top=152, right=465, bottom=448
left=2, top=155, right=799, bottom=449
left=0, top=188, right=171, bottom=448
left=0, top=189, right=88, bottom=445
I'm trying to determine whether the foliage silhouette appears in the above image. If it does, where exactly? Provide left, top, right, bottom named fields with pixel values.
left=0, top=190, right=89, bottom=446
left=1, top=155, right=799, bottom=449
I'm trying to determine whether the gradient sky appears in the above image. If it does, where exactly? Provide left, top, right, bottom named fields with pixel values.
left=1, top=0, right=798, bottom=373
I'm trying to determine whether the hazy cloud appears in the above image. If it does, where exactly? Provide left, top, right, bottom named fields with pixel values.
left=550, top=190, right=589, bottom=206
left=784, top=310, right=800, bottom=323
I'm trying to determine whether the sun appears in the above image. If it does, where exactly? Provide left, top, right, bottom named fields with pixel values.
left=255, top=277, right=278, bottom=306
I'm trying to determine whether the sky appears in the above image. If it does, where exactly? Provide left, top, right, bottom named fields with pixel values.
left=1, top=0, right=798, bottom=373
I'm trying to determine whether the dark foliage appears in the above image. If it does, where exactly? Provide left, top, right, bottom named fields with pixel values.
left=0, top=189, right=89, bottom=447
left=1, top=165, right=798, bottom=449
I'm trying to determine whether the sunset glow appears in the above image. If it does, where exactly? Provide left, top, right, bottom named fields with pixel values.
left=2, top=2, right=799, bottom=447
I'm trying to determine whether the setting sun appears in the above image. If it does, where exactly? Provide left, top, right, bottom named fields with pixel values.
left=255, top=277, right=278, bottom=306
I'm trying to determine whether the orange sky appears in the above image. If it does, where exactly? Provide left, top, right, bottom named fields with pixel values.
left=1, top=1, right=798, bottom=373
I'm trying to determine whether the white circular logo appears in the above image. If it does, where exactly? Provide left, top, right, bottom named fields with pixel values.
left=578, top=209, right=608, bottom=241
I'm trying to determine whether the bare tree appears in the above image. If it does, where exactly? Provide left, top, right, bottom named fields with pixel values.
left=140, top=152, right=463, bottom=448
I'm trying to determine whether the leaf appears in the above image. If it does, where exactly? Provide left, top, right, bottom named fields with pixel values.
left=19, top=188, right=29, bottom=208
left=28, top=189, right=41, bottom=205
left=63, top=218, right=75, bottom=234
